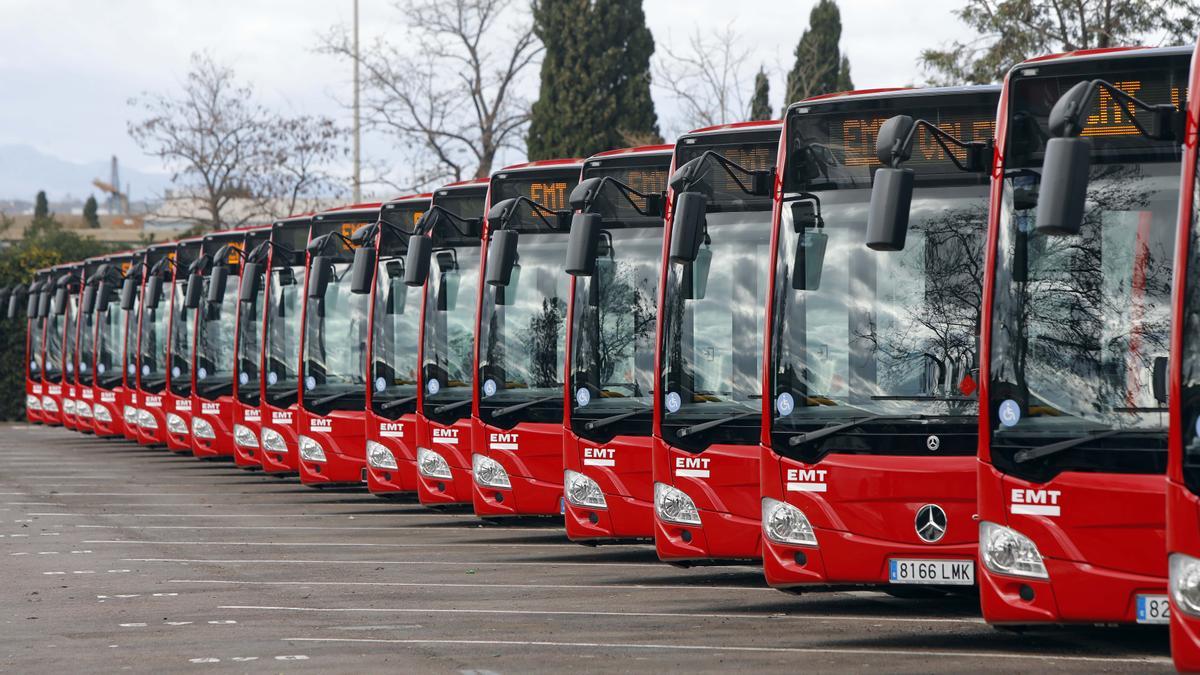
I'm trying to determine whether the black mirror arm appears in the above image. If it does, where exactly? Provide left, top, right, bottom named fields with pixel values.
left=577, top=176, right=665, bottom=217
left=885, top=119, right=992, bottom=173
left=498, top=196, right=566, bottom=232
left=1054, top=79, right=1184, bottom=141
left=418, top=206, right=476, bottom=237
left=310, top=231, right=356, bottom=257
left=675, top=150, right=774, bottom=196
left=780, top=191, right=825, bottom=229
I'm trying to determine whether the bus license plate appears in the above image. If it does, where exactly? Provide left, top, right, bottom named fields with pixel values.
left=1136, top=595, right=1170, bottom=624
left=888, top=559, right=974, bottom=585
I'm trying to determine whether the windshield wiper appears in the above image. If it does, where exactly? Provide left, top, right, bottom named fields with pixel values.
left=199, top=381, right=232, bottom=397
left=269, top=387, right=298, bottom=405
left=311, top=389, right=360, bottom=407
left=490, top=395, right=560, bottom=418
left=583, top=405, right=651, bottom=431
left=99, top=374, right=123, bottom=388
left=676, top=411, right=757, bottom=439
left=1013, top=429, right=1124, bottom=464
left=787, top=414, right=929, bottom=447
left=141, top=376, right=167, bottom=388
left=433, top=398, right=472, bottom=414
left=380, top=395, right=417, bottom=411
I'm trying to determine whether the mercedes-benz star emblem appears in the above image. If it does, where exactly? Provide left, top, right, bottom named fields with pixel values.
left=915, top=504, right=947, bottom=543
left=926, top=435, right=941, bottom=451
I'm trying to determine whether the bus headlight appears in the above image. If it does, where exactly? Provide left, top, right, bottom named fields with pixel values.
left=26, top=395, right=41, bottom=411
left=260, top=427, right=286, bottom=452
left=367, top=440, right=398, bottom=470
left=138, top=409, right=157, bottom=430
left=564, top=470, right=607, bottom=509
left=472, top=453, right=510, bottom=488
left=42, top=396, right=58, bottom=413
left=762, top=497, right=817, bottom=546
left=166, top=413, right=188, bottom=435
left=63, top=399, right=76, bottom=414
left=77, top=401, right=93, bottom=418
left=123, top=405, right=136, bottom=423
left=417, top=447, right=452, bottom=479
left=1171, top=552, right=1200, bottom=617
left=191, top=417, right=215, bottom=439
left=980, top=521, right=1048, bottom=579
left=233, top=424, right=258, bottom=448
left=93, top=405, right=112, bottom=423
left=654, top=482, right=701, bottom=525
left=298, top=434, right=326, bottom=462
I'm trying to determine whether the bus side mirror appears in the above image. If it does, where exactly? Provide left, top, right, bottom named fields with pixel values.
left=404, top=235, right=433, bottom=287
left=866, top=168, right=914, bottom=251
left=239, top=263, right=262, bottom=303
left=350, top=247, right=377, bottom=294
left=668, top=192, right=707, bottom=264
left=8, top=285, right=26, bottom=320
left=1153, top=356, right=1168, bottom=404
left=565, top=213, right=601, bottom=276
left=185, top=273, right=204, bottom=309
left=120, top=276, right=138, bottom=311
left=207, top=266, right=229, bottom=304
left=487, top=199, right=518, bottom=232
left=307, top=256, right=332, bottom=299
left=39, top=290, right=52, bottom=317
left=486, top=229, right=519, bottom=287
left=684, top=248, right=712, bottom=300
left=569, top=178, right=603, bottom=210
left=1034, top=137, right=1091, bottom=236
left=96, top=282, right=113, bottom=313
left=27, top=290, right=39, bottom=318
left=53, top=286, right=68, bottom=315
left=792, top=230, right=828, bottom=291
left=81, top=284, right=98, bottom=314
left=145, top=275, right=164, bottom=310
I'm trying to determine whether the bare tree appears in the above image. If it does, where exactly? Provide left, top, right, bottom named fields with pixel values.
left=654, top=24, right=753, bottom=133
left=322, top=0, right=542, bottom=190
left=128, top=53, right=347, bottom=229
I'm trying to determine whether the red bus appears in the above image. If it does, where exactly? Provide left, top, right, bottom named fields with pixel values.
left=295, top=204, right=383, bottom=486
left=133, top=242, right=182, bottom=446
left=1165, top=39, right=1200, bottom=669
left=355, top=194, right=433, bottom=496
left=977, top=46, right=1189, bottom=625
left=760, top=86, right=996, bottom=590
left=405, top=179, right=489, bottom=507
left=471, top=159, right=582, bottom=517
left=562, top=145, right=673, bottom=541
left=42, top=263, right=81, bottom=426
left=162, top=238, right=205, bottom=452
left=21, top=272, right=51, bottom=423
left=73, top=255, right=114, bottom=433
left=56, top=263, right=85, bottom=431
left=88, top=252, right=138, bottom=438
left=189, top=228, right=269, bottom=461
left=653, top=121, right=780, bottom=563
left=255, top=215, right=314, bottom=474
left=117, top=255, right=147, bottom=441
left=225, top=227, right=272, bottom=468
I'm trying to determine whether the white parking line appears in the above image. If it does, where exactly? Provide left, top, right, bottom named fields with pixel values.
left=127, top=557, right=678, bottom=569
left=279, top=637, right=1168, bottom=664
left=222, top=604, right=983, bottom=624
left=170, top=579, right=776, bottom=592
left=87, top=539, right=594, bottom=549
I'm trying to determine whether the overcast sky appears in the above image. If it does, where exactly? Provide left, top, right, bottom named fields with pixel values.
left=0, top=0, right=970, bottom=194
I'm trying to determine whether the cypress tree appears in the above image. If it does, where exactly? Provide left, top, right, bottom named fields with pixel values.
left=33, top=191, right=49, bottom=221
left=527, top=0, right=660, bottom=160
left=83, top=196, right=100, bottom=229
left=750, top=69, right=772, bottom=121
left=783, top=0, right=854, bottom=111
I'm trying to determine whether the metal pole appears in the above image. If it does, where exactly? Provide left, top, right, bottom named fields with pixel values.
left=352, top=0, right=362, bottom=203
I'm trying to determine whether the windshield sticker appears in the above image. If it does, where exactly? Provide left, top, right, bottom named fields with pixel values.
left=776, top=393, right=794, bottom=416
left=375, top=377, right=386, bottom=392
left=198, top=367, right=207, bottom=380
left=665, top=391, right=681, bottom=414
left=304, top=376, right=316, bottom=391
left=483, top=378, right=497, bottom=397
left=128, top=364, right=136, bottom=375
left=1195, top=416, right=1200, bottom=439
left=171, top=366, right=180, bottom=378
left=267, top=371, right=278, bottom=386
left=239, top=372, right=249, bottom=385
left=998, top=399, right=1020, bottom=427
left=427, top=378, right=440, bottom=395
left=575, top=387, right=590, bottom=408
left=98, top=363, right=106, bottom=374
left=142, top=364, right=150, bottom=376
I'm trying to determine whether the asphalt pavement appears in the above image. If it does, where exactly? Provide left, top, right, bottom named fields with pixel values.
left=0, top=423, right=1173, bottom=672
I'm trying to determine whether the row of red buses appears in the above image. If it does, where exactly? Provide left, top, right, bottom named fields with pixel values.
left=14, top=40, right=1200, bottom=669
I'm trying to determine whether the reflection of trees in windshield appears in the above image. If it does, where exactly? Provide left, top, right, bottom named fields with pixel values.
left=197, top=277, right=237, bottom=383
left=422, top=246, right=480, bottom=415
left=992, top=164, right=1176, bottom=431
left=577, top=253, right=656, bottom=393
left=519, top=297, right=565, bottom=388
left=304, top=264, right=368, bottom=394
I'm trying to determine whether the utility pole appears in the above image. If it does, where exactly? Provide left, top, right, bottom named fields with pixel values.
left=352, top=0, right=362, bottom=203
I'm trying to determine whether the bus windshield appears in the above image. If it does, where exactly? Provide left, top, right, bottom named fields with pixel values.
left=45, top=308, right=64, bottom=383
left=477, top=169, right=578, bottom=427
left=30, top=316, right=45, bottom=378
left=989, top=58, right=1186, bottom=481
left=371, top=256, right=422, bottom=417
left=236, top=275, right=264, bottom=405
left=769, top=98, right=993, bottom=463
left=302, top=260, right=368, bottom=409
left=264, top=265, right=304, bottom=406
left=168, top=279, right=193, bottom=397
left=659, top=135, right=777, bottom=452
left=77, top=300, right=95, bottom=385
left=569, top=159, right=669, bottom=442
left=196, top=272, right=238, bottom=399
left=139, top=281, right=170, bottom=392
left=96, top=296, right=124, bottom=389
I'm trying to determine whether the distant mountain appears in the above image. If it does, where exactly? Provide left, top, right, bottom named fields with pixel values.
left=0, top=144, right=172, bottom=203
